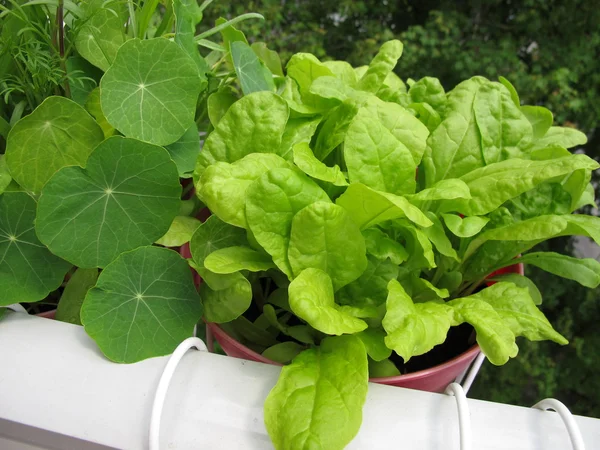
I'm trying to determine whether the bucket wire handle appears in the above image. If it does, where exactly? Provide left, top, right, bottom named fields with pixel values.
left=532, top=398, right=586, bottom=450
left=445, top=382, right=472, bottom=450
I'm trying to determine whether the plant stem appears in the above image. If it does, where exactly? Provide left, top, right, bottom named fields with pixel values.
left=56, top=0, right=71, bottom=98
left=127, top=0, right=138, bottom=38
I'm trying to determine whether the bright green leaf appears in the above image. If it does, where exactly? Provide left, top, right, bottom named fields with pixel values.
left=174, top=0, right=209, bottom=79
left=155, top=216, right=201, bottom=247
left=279, top=117, right=322, bottom=160
left=199, top=274, right=252, bottom=323
left=204, top=246, right=275, bottom=273
left=368, top=358, right=400, bottom=377
left=357, top=327, right=391, bottom=362
left=521, top=105, right=553, bottom=140
left=442, top=214, right=489, bottom=238
left=85, top=88, right=115, bottom=139
left=56, top=268, right=99, bottom=325
left=231, top=41, right=275, bottom=95
left=207, top=90, right=237, bottom=127
left=422, top=212, right=458, bottom=261
left=528, top=126, right=587, bottom=151
left=517, top=252, right=600, bottom=288
left=363, top=228, right=408, bottom=264
left=262, top=342, right=305, bottom=363
left=164, top=124, right=201, bottom=178
left=488, top=273, right=542, bottom=305
left=357, top=40, right=403, bottom=93
left=251, top=42, right=284, bottom=77
left=293, top=143, right=347, bottom=186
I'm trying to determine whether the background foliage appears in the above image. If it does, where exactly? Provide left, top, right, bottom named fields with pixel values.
left=203, top=0, right=600, bottom=417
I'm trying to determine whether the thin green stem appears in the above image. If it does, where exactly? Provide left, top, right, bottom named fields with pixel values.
left=127, top=0, right=137, bottom=38
left=194, top=13, right=264, bottom=41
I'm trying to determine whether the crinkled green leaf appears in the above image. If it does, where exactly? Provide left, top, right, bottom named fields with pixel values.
left=279, top=117, right=322, bottom=161
left=383, top=279, right=453, bottom=361
left=194, top=92, right=289, bottom=180
left=488, top=273, right=542, bottom=305
left=246, top=168, right=331, bottom=278
left=409, top=179, right=471, bottom=203
left=408, top=77, right=446, bottom=112
left=293, top=143, right=347, bottom=186
left=506, top=182, right=572, bottom=220
left=368, top=358, right=400, bottom=377
left=207, top=90, right=237, bottom=127
left=517, top=252, right=600, bottom=288
left=363, top=228, right=408, bottom=264
left=528, top=126, right=587, bottom=151
left=285, top=53, right=337, bottom=112
left=289, top=268, right=367, bottom=335
left=100, top=38, right=202, bottom=146
left=288, top=202, right=367, bottom=291
left=408, top=102, right=441, bottom=132
left=498, top=76, right=520, bottom=107
left=323, top=60, right=358, bottom=87
left=155, top=216, right=201, bottom=247
left=442, top=155, right=599, bottom=216
left=314, top=100, right=360, bottom=160
left=5, top=96, right=104, bottom=194
left=336, top=183, right=432, bottom=230
left=56, top=268, right=99, bottom=325
left=164, top=124, right=201, bottom=178
left=81, top=246, right=203, bottom=363
left=231, top=41, right=275, bottom=95
left=74, top=0, right=126, bottom=71
left=0, top=192, right=72, bottom=306
left=36, top=137, right=181, bottom=268
left=441, top=213, right=489, bottom=238
left=199, top=153, right=290, bottom=228
left=204, top=246, right=275, bottom=273
left=357, top=327, right=391, bottom=362
left=264, top=335, right=368, bottom=450
left=357, top=40, right=403, bottom=93
left=199, top=273, right=251, bottom=323
left=521, top=105, right=553, bottom=140
left=262, top=342, right=305, bottom=364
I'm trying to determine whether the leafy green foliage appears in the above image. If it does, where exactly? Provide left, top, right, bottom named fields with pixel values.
left=55, top=268, right=99, bottom=325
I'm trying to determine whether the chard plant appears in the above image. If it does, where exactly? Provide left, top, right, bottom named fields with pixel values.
left=0, top=3, right=599, bottom=448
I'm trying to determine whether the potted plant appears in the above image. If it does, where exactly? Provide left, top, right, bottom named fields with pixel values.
left=1, top=2, right=599, bottom=448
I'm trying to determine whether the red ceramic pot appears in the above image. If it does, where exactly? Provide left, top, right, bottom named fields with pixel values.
left=181, top=243, right=524, bottom=393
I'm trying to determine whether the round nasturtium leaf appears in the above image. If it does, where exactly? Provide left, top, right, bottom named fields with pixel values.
left=5, top=96, right=104, bottom=195
left=100, top=38, right=202, bottom=146
left=0, top=192, right=72, bottom=306
left=36, top=136, right=181, bottom=268
left=81, top=246, right=203, bottom=363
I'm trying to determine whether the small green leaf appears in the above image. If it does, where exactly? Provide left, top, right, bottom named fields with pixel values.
left=0, top=192, right=72, bottom=306
left=56, top=268, right=99, bottom=325
left=285, top=53, right=337, bottom=112
left=0, top=155, right=12, bottom=195
left=204, top=246, right=275, bottom=273
left=521, top=105, right=553, bottom=140
left=422, top=212, right=458, bottom=261
left=231, top=41, right=275, bottom=95
left=85, top=88, right=115, bottom=139
left=293, top=143, right=347, bottom=186
left=408, top=77, right=447, bottom=112
left=279, top=117, right=322, bottom=161
left=528, top=126, right=587, bottom=151
left=199, top=153, right=290, bottom=228
left=289, top=268, right=367, bottom=335
left=357, top=40, right=403, bottom=93
left=336, top=183, right=432, bottom=230
left=100, top=38, right=202, bottom=146
left=408, top=102, right=441, bottom=132
left=288, top=202, right=367, bottom=291
left=409, top=179, right=471, bottom=203
left=517, top=252, right=600, bottom=288
left=264, top=335, right=368, bottom=450
left=36, top=136, right=181, bottom=268
left=251, top=42, right=284, bottom=77
left=498, top=76, right=520, bottom=107
left=174, top=0, right=209, bottom=79
left=199, top=274, right=252, bottom=323
left=363, top=228, right=408, bottom=264
left=383, top=280, right=453, bottom=362
left=488, top=273, right=542, bottom=305
left=357, top=327, right=391, bottom=362
left=5, top=96, right=104, bottom=194
left=207, top=90, right=237, bottom=127
left=368, top=358, right=400, bottom=377
left=442, top=214, right=489, bottom=238
left=262, top=342, right=305, bottom=364
left=81, top=246, right=203, bottom=363
left=164, top=125, right=201, bottom=178
left=155, top=216, right=201, bottom=247
left=194, top=92, right=290, bottom=180
left=395, top=224, right=437, bottom=270
left=246, top=168, right=331, bottom=278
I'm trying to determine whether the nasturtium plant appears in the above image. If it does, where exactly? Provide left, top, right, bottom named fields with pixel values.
left=183, top=38, right=600, bottom=450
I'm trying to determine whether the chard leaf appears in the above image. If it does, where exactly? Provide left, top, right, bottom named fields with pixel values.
left=0, top=192, right=72, bottom=306
left=357, top=40, right=403, bottom=93
left=517, top=252, right=600, bottom=288
left=199, top=273, right=252, bottom=323
left=246, top=168, right=331, bottom=278
left=408, top=179, right=471, bottom=202
left=199, top=153, right=290, bottom=228
left=363, top=228, right=408, bottom=264
left=408, top=102, right=442, bottom=132
left=155, top=216, right=201, bottom=247
left=164, top=124, right=201, bottom=178
left=488, top=273, right=542, bottom=305
left=323, top=60, right=358, bottom=86
left=408, top=77, right=447, bottom=112
left=100, top=38, right=202, bottom=146
left=285, top=53, right=337, bottom=112
left=393, top=223, right=437, bottom=270
left=368, top=358, right=400, bottom=377
left=336, top=183, right=432, bottom=230
left=81, top=246, right=203, bottom=363
left=357, top=327, right=391, bottom=361
left=521, top=105, right=553, bottom=140
left=293, top=143, right=347, bottom=186
left=5, top=96, right=104, bottom=194
left=264, top=335, right=368, bottom=450
left=288, top=268, right=367, bottom=335
left=231, top=41, right=275, bottom=95
left=56, top=268, right=99, bottom=325
left=74, top=0, right=126, bottom=71
left=189, top=215, right=248, bottom=290
left=443, top=155, right=599, bottom=216
left=314, top=100, right=360, bottom=160
left=204, top=246, right=275, bottom=273
left=174, top=0, right=209, bottom=78
left=36, top=136, right=181, bottom=268
left=422, top=212, right=458, bottom=261
left=442, top=214, right=489, bottom=238
left=207, top=90, right=237, bottom=127
left=288, top=202, right=367, bottom=291
left=262, top=342, right=305, bottom=364
left=498, top=76, right=520, bottom=107
left=194, top=92, right=289, bottom=179
left=383, top=279, right=453, bottom=361
left=528, top=126, right=587, bottom=151
left=279, top=117, right=322, bottom=160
